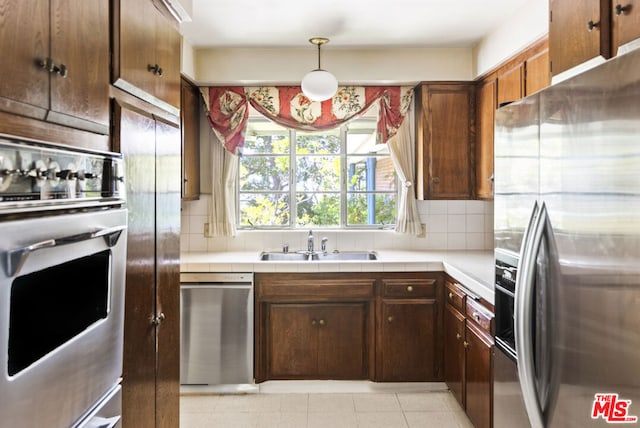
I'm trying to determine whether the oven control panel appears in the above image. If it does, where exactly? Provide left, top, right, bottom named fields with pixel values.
left=0, top=138, right=124, bottom=211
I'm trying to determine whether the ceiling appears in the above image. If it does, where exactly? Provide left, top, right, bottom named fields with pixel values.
left=180, top=0, right=530, bottom=49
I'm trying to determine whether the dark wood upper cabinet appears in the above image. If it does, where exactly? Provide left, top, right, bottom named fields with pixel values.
left=549, top=0, right=611, bottom=76
left=0, top=0, right=109, bottom=135
left=611, top=0, right=640, bottom=55
left=415, top=82, right=476, bottom=200
left=181, top=78, right=201, bottom=200
left=113, top=0, right=181, bottom=115
left=524, top=49, right=551, bottom=96
left=475, top=79, right=496, bottom=200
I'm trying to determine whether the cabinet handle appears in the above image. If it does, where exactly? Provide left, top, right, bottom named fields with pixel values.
left=463, top=341, right=469, bottom=348
left=615, top=4, right=630, bottom=15
left=52, top=63, right=68, bottom=78
left=151, top=312, right=165, bottom=326
left=38, top=57, right=53, bottom=71
left=387, top=316, right=394, bottom=323
left=448, top=292, right=454, bottom=300
left=319, top=319, right=326, bottom=326
left=311, top=319, right=317, bottom=326
left=407, top=285, right=413, bottom=292
left=148, top=63, right=163, bottom=76
left=488, top=174, right=494, bottom=183
left=587, top=20, right=600, bottom=32
left=433, top=177, right=440, bottom=184
left=456, top=333, right=462, bottom=340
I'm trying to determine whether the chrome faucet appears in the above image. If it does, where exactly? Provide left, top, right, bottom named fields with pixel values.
left=321, top=237, right=328, bottom=254
left=307, top=230, right=314, bottom=254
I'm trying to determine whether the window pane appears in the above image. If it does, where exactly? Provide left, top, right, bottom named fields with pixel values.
left=347, top=156, right=396, bottom=192
left=240, top=156, right=289, bottom=191
left=296, top=193, right=340, bottom=227
left=244, top=121, right=289, bottom=154
left=239, top=193, right=290, bottom=226
left=296, top=130, right=340, bottom=154
left=347, top=193, right=396, bottom=226
left=296, top=156, right=340, bottom=191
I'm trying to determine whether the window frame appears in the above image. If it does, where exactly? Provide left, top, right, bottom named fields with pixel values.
left=237, top=117, right=397, bottom=230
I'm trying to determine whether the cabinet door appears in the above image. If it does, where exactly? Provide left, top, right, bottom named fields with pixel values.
left=611, top=0, right=640, bottom=55
left=379, top=300, right=439, bottom=381
left=154, top=11, right=181, bottom=110
left=0, top=0, right=49, bottom=117
left=444, top=304, right=466, bottom=408
left=497, top=63, right=524, bottom=106
left=418, top=83, right=475, bottom=200
left=549, top=0, right=611, bottom=77
left=475, top=79, right=496, bottom=200
left=181, top=78, right=201, bottom=200
left=525, top=49, right=550, bottom=96
left=317, top=304, right=368, bottom=379
left=268, top=304, right=319, bottom=378
left=49, top=0, right=110, bottom=133
left=465, top=322, right=493, bottom=428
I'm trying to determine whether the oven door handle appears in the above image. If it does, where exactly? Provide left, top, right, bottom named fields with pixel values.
left=6, top=225, right=126, bottom=277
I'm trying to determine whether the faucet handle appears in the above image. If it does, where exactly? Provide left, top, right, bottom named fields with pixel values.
left=321, top=237, right=328, bottom=252
left=283, top=243, right=289, bottom=253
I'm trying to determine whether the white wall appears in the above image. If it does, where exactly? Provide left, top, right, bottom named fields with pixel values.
left=181, top=38, right=196, bottom=80
left=473, top=0, right=549, bottom=77
left=194, top=47, right=474, bottom=85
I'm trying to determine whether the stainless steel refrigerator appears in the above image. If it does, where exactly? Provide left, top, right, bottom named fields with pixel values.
left=493, top=46, right=640, bottom=427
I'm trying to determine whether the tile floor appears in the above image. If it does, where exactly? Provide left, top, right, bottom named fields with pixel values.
left=180, top=382, right=474, bottom=428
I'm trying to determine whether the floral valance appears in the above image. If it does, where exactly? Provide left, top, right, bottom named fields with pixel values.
left=201, top=86, right=414, bottom=154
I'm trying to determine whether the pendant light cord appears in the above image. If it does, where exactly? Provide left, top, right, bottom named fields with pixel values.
left=317, top=43, right=322, bottom=70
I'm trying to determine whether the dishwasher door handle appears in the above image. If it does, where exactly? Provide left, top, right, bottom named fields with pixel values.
left=181, top=284, right=253, bottom=290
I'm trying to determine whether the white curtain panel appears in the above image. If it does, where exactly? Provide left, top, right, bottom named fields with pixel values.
left=387, top=114, right=422, bottom=236
left=206, top=129, right=238, bottom=237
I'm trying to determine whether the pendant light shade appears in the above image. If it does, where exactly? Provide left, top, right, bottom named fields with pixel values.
left=301, top=38, right=338, bottom=102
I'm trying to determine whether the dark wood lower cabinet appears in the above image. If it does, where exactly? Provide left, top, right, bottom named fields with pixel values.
left=444, top=303, right=465, bottom=406
left=465, top=322, right=493, bottom=428
left=267, top=303, right=367, bottom=379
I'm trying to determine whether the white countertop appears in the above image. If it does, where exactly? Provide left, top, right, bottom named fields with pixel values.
left=181, top=250, right=495, bottom=304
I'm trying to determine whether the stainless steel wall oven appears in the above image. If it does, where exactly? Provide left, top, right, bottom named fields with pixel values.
left=0, top=136, right=127, bottom=428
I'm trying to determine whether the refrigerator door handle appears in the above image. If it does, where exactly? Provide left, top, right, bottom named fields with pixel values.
left=515, top=201, right=546, bottom=428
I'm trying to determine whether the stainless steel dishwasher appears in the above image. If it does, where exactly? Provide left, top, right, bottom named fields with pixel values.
left=180, top=272, right=256, bottom=393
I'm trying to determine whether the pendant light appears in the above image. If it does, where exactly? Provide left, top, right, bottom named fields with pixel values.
left=301, top=37, right=338, bottom=102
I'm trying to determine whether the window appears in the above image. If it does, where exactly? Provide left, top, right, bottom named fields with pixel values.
left=238, top=108, right=397, bottom=228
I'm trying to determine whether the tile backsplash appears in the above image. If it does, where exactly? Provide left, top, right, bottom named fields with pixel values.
left=181, top=195, right=494, bottom=253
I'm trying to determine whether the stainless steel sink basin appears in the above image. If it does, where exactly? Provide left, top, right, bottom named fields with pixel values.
left=259, top=252, right=311, bottom=261
left=259, top=251, right=378, bottom=261
left=312, top=251, right=378, bottom=261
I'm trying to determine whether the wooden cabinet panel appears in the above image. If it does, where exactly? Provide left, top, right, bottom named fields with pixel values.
left=115, top=102, right=181, bottom=428
left=49, top=0, right=110, bottom=132
left=475, top=79, right=496, bottom=200
left=378, top=300, right=439, bottom=381
left=465, top=322, right=494, bottom=428
left=181, top=78, right=201, bottom=200
left=444, top=304, right=466, bottom=407
left=0, top=0, right=49, bottom=117
left=268, top=304, right=320, bottom=377
left=114, top=0, right=181, bottom=114
left=611, top=0, right=640, bottom=54
left=497, top=64, right=524, bottom=106
left=549, top=0, right=611, bottom=76
left=416, top=83, right=475, bottom=200
left=525, top=50, right=550, bottom=96
left=0, top=0, right=109, bottom=135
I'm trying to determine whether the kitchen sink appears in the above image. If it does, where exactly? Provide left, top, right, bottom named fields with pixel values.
left=259, top=252, right=312, bottom=261
left=312, top=251, right=378, bottom=261
left=259, top=251, right=378, bottom=261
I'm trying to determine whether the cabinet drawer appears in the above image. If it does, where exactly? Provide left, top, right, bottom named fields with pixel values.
left=465, top=298, right=493, bottom=334
left=382, top=279, right=437, bottom=298
left=445, top=281, right=466, bottom=312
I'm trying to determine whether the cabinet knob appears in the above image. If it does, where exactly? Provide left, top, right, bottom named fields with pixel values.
left=387, top=316, right=394, bottom=323
left=151, top=312, right=165, bottom=326
left=587, top=20, right=600, bottom=32
left=473, top=312, right=481, bottom=322
left=319, top=319, right=326, bottom=326
left=463, top=341, right=469, bottom=348
left=615, top=4, right=631, bottom=15
left=407, top=286, right=413, bottom=292
left=52, top=63, right=68, bottom=78
left=433, top=177, right=440, bottom=184
left=311, top=319, right=317, bottom=326
left=448, top=292, right=454, bottom=299
left=456, top=333, right=462, bottom=340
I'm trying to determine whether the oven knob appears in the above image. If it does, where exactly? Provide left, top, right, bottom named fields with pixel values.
left=57, top=163, right=77, bottom=180
left=46, top=160, right=61, bottom=182
left=27, top=160, right=48, bottom=179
